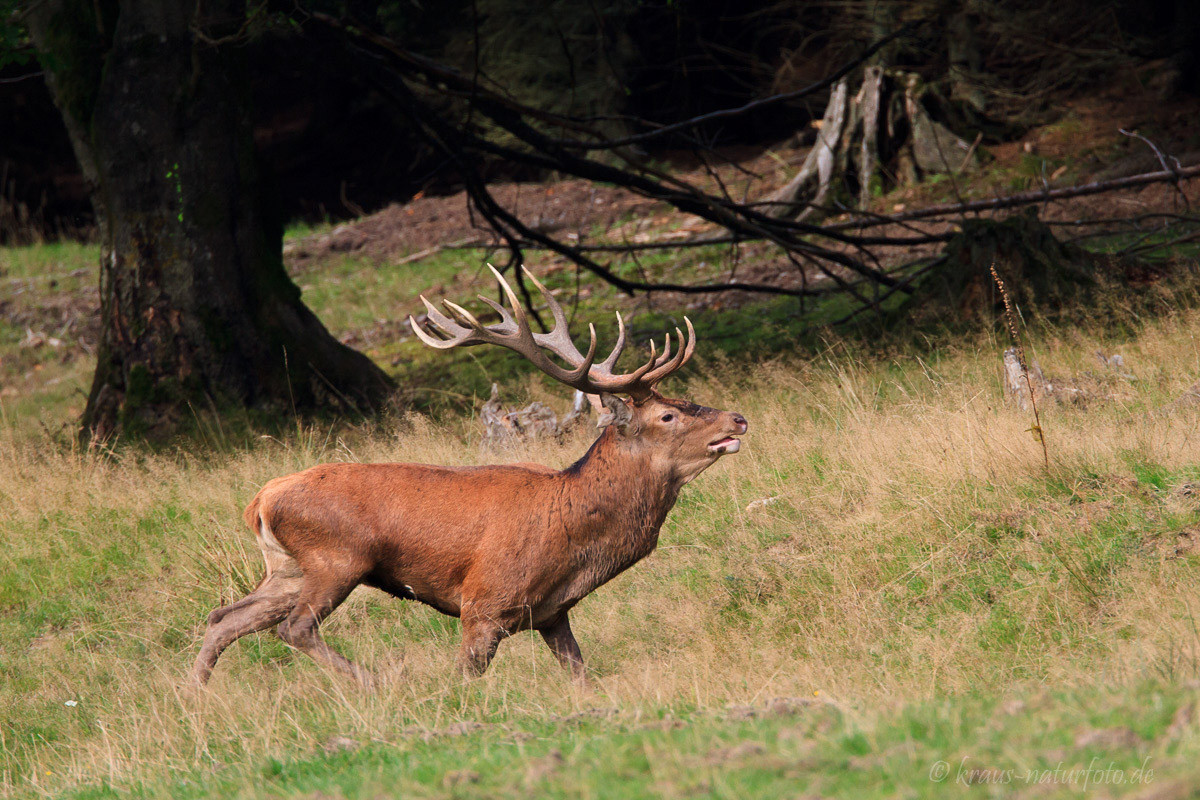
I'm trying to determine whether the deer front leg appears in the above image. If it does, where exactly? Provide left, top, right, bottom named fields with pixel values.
left=538, top=612, right=586, bottom=681
left=457, top=615, right=506, bottom=677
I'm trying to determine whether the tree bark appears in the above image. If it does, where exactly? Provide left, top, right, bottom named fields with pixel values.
left=28, top=0, right=393, bottom=440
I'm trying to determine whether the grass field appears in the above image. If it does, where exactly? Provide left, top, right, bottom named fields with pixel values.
left=3, top=232, right=1200, bottom=799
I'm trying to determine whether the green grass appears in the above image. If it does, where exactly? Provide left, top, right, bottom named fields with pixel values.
left=0, top=240, right=97, bottom=281
left=293, top=249, right=468, bottom=337
left=0, top=241, right=98, bottom=438
left=51, top=683, right=1193, bottom=799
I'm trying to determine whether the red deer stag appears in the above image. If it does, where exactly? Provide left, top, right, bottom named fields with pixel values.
left=190, top=266, right=747, bottom=685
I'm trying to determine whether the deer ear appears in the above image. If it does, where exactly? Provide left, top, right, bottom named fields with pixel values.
left=596, top=393, right=634, bottom=432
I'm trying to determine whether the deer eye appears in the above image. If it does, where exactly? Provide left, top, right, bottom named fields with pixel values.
left=661, top=413, right=674, bottom=423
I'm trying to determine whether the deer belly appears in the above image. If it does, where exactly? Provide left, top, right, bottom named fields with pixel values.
left=365, top=570, right=463, bottom=617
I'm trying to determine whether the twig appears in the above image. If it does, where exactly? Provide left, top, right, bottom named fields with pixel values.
left=958, top=132, right=983, bottom=174
left=827, top=164, right=1200, bottom=231
left=1119, top=129, right=1184, bottom=179
left=1119, top=128, right=1190, bottom=210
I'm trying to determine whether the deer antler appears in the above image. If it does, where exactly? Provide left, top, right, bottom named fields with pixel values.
left=409, top=264, right=695, bottom=400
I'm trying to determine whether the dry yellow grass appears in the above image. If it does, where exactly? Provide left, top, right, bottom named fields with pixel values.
left=3, top=304, right=1200, bottom=797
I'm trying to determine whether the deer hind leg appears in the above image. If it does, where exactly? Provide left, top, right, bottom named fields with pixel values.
left=204, top=593, right=260, bottom=628
left=276, top=569, right=373, bottom=686
left=190, top=569, right=302, bottom=686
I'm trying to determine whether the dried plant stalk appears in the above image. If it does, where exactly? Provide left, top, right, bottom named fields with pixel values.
left=991, top=264, right=1050, bottom=471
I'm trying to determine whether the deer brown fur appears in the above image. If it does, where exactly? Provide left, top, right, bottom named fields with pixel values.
left=190, top=269, right=746, bottom=685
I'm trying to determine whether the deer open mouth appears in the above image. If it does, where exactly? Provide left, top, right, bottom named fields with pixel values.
left=708, top=436, right=741, bottom=454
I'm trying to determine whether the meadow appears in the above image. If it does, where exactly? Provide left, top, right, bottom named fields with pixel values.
left=2, top=236, right=1200, bottom=799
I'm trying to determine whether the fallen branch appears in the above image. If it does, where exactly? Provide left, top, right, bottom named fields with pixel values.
left=394, top=244, right=445, bottom=265
left=827, top=165, right=1200, bottom=232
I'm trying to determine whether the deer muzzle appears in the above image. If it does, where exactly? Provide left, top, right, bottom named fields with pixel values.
left=707, top=413, right=748, bottom=455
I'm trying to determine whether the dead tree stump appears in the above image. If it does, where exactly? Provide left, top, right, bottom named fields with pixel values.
left=1002, top=348, right=1048, bottom=412
left=480, top=384, right=594, bottom=445
left=906, top=209, right=1107, bottom=323
left=1002, top=348, right=1084, bottom=411
left=767, top=68, right=985, bottom=220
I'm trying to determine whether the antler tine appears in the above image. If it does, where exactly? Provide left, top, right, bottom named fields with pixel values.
left=640, top=320, right=694, bottom=386
left=656, top=332, right=673, bottom=367
left=522, top=267, right=569, bottom=330
left=409, top=295, right=473, bottom=349
left=410, top=315, right=456, bottom=348
left=563, top=323, right=600, bottom=382
left=483, top=264, right=600, bottom=385
left=597, top=311, right=626, bottom=372
left=442, top=299, right=484, bottom=331
left=476, top=295, right=520, bottom=335
left=487, top=264, right=528, bottom=329
left=638, top=338, right=657, bottom=377
left=420, top=295, right=470, bottom=337
left=681, top=316, right=697, bottom=366
left=519, top=266, right=596, bottom=369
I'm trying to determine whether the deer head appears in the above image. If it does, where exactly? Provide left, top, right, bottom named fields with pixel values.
left=409, top=266, right=747, bottom=484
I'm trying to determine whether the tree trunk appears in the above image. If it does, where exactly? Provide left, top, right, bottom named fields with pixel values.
left=28, top=0, right=393, bottom=440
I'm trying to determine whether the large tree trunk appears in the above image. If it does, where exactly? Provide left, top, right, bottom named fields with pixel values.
left=28, top=0, right=393, bottom=440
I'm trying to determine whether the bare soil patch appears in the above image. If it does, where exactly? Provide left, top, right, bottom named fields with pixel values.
left=284, top=180, right=665, bottom=271
left=0, top=272, right=99, bottom=364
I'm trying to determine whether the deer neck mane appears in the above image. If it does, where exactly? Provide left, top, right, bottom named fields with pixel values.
left=558, top=426, right=681, bottom=548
